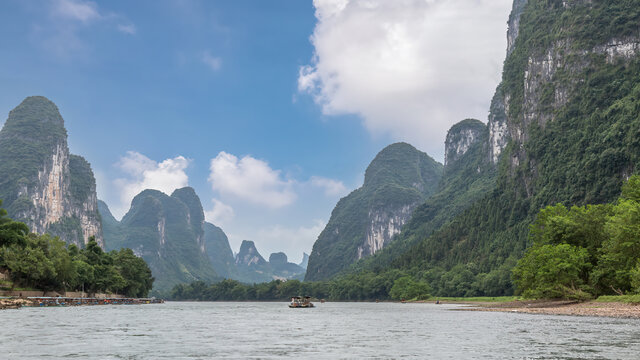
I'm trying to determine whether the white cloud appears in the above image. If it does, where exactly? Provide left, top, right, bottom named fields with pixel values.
left=52, top=0, right=100, bottom=23
left=202, top=51, right=222, bottom=71
left=310, top=176, right=348, bottom=196
left=117, top=23, right=137, bottom=35
left=30, top=0, right=136, bottom=58
left=299, top=0, right=512, bottom=159
left=208, top=152, right=296, bottom=208
left=205, top=199, right=235, bottom=226
left=112, top=151, right=190, bottom=218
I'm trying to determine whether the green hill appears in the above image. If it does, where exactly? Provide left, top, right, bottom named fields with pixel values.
left=305, top=142, right=443, bottom=281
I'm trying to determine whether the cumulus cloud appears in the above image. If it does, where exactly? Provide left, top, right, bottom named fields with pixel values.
left=310, top=176, right=348, bottom=196
left=299, top=0, right=512, bottom=159
left=202, top=51, right=222, bottom=71
left=112, top=151, right=190, bottom=218
left=52, top=0, right=100, bottom=23
left=204, top=199, right=235, bottom=226
left=208, top=152, right=296, bottom=208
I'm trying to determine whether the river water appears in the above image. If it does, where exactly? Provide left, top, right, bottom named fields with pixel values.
left=1, top=301, right=640, bottom=359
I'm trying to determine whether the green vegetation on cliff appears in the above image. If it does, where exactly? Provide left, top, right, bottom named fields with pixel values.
left=352, top=0, right=640, bottom=297
left=0, top=96, right=102, bottom=247
left=102, top=188, right=218, bottom=293
left=305, top=142, right=443, bottom=281
left=0, top=97, right=66, bottom=208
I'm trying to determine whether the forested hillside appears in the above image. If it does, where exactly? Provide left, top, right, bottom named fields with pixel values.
left=305, top=143, right=443, bottom=281
left=307, top=0, right=640, bottom=298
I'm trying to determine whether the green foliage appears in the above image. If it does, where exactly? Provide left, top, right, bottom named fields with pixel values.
left=0, top=204, right=154, bottom=297
left=514, top=176, right=640, bottom=299
left=348, top=0, right=640, bottom=299
left=593, top=198, right=640, bottom=293
left=102, top=189, right=219, bottom=293
left=0, top=96, right=101, bottom=246
left=389, top=276, right=430, bottom=300
left=68, top=155, right=96, bottom=205
left=513, top=244, right=591, bottom=299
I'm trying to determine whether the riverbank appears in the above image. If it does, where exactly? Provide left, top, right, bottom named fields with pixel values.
left=0, top=296, right=164, bottom=309
left=464, top=299, right=640, bottom=318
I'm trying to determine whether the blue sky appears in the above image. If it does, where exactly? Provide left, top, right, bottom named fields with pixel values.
left=0, top=0, right=512, bottom=262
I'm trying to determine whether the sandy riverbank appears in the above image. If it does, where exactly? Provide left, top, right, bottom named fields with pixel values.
left=462, top=299, right=640, bottom=318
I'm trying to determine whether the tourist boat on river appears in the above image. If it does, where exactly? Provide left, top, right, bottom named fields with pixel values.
left=289, top=296, right=314, bottom=308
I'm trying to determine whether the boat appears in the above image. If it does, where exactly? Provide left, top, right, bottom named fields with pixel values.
left=289, top=296, right=314, bottom=308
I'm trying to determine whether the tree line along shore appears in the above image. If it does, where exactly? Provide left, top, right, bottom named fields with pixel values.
left=0, top=200, right=155, bottom=300
left=168, top=177, right=640, bottom=317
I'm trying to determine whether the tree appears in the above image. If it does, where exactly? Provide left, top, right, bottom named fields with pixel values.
left=513, top=244, right=591, bottom=299
left=593, top=199, right=640, bottom=293
left=112, top=248, right=154, bottom=297
left=389, top=276, right=430, bottom=300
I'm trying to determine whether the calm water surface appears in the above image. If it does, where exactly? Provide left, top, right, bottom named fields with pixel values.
left=1, top=302, right=640, bottom=359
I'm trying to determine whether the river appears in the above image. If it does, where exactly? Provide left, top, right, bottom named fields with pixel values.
left=1, top=302, right=639, bottom=359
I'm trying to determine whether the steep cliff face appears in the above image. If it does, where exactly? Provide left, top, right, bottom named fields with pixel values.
left=488, top=0, right=528, bottom=165
left=305, top=142, right=443, bottom=281
left=203, top=221, right=235, bottom=278
left=350, top=119, right=495, bottom=274
left=102, top=187, right=218, bottom=292
left=387, top=0, right=640, bottom=296
left=444, top=119, right=486, bottom=168
left=0, top=96, right=103, bottom=247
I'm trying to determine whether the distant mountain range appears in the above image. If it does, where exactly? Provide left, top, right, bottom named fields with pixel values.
left=0, top=96, right=306, bottom=293
left=100, top=191, right=305, bottom=291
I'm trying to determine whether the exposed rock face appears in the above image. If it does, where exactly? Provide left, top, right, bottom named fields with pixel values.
left=305, top=142, right=443, bottom=281
left=298, top=253, right=309, bottom=269
left=101, top=188, right=218, bottom=292
left=506, top=0, right=528, bottom=56
left=235, top=240, right=267, bottom=267
left=0, top=96, right=103, bottom=247
left=357, top=204, right=414, bottom=259
left=488, top=1, right=528, bottom=165
left=444, top=119, right=486, bottom=168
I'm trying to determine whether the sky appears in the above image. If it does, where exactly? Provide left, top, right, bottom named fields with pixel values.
left=0, top=0, right=512, bottom=263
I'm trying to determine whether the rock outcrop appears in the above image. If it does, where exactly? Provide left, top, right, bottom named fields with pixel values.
left=0, top=96, right=103, bottom=247
left=235, top=240, right=267, bottom=268
left=444, top=119, right=486, bottom=168
left=305, top=142, right=443, bottom=281
left=101, top=188, right=218, bottom=292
